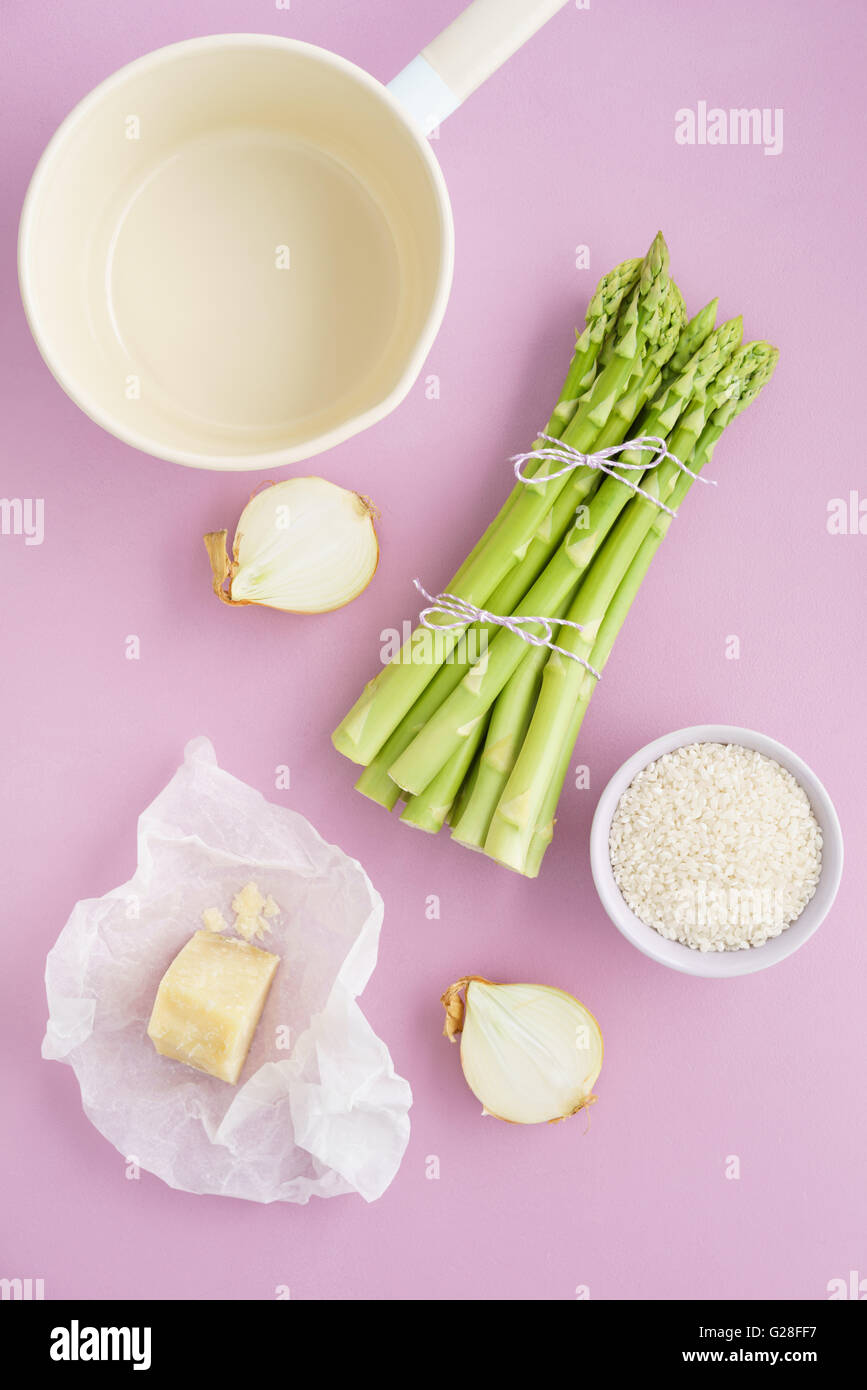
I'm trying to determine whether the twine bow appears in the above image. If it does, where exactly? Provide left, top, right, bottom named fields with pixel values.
left=510, top=432, right=716, bottom=519
left=413, top=581, right=602, bottom=679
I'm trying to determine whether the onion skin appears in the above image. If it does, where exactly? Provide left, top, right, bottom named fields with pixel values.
left=204, top=480, right=379, bottom=614
left=204, top=529, right=249, bottom=606
left=442, top=974, right=493, bottom=1041
left=441, top=976, right=603, bottom=1125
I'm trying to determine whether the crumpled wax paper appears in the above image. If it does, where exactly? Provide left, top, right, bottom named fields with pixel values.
left=42, top=737, right=412, bottom=1204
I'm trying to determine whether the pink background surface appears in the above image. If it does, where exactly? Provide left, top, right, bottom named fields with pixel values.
left=3, top=0, right=865, bottom=1301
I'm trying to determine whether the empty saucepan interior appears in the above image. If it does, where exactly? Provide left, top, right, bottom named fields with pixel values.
left=19, top=35, right=452, bottom=469
left=20, top=4, right=571, bottom=468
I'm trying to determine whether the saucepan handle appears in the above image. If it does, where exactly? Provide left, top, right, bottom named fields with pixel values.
left=388, top=0, right=570, bottom=133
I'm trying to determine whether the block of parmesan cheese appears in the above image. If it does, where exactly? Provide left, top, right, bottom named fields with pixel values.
left=147, top=930, right=279, bottom=1085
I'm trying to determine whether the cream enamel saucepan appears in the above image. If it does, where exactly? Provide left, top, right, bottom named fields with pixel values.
left=19, top=1, right=568, bottom=470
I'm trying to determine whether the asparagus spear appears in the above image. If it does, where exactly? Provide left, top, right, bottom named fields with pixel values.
left=422, top=258, right=645, bottom=596
left=485, top=341, right=780, bottom=873
left=450, top=638, right=548, bottom=849
left=545, top=257, right=644, bottom=435
left=399, top=712, right=491, bottom=834
left=657, top=298, right=718, bottom=389
left=332, top=234, right=674, bottom=767
left=521, top=539, right=659, bottom=877
left=447, top=739, right=484, bottom=829
left=388, top=311, right=736, bottom=798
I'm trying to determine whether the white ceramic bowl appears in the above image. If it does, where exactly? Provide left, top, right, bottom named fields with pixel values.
left=589, top=725, right=844, bottom=978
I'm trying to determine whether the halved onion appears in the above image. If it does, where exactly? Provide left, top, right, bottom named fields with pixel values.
left=205, top=477, right=379, bottom=614
left=442, top=976, right=603, bottom=1124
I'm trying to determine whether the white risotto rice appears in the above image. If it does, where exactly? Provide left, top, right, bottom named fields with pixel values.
left=608, top=742, right=822, bottom=951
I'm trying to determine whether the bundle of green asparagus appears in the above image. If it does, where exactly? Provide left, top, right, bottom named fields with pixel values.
left=332, top=233, right=778, bottom=876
